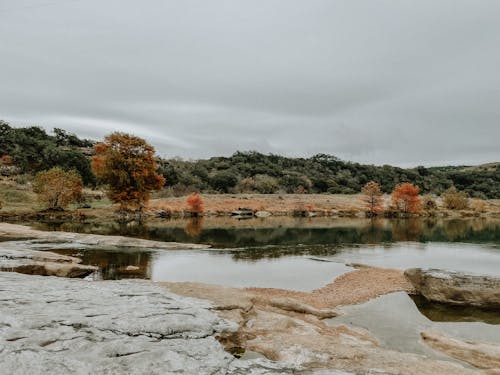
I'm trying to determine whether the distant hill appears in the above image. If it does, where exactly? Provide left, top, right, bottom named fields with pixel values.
left=157, top=152, right=500, bottom=198
left=0, top=121, right=95, bottom=184
left=1, top=121, right=498, bottom=198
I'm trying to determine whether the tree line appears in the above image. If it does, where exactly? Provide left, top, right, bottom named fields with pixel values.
left=1, top=122, right=499, bottom=202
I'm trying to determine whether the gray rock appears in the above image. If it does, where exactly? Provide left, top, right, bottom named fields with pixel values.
left=0, top=272, right=341, bottom=375
left=0, top=243, right=97, bottom=277
left=405, top=268, right=500, bottom=309
left=0, top=272, right=234, bottom=374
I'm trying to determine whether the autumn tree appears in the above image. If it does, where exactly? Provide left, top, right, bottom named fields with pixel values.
left=186, top=193, right=204, bottom=217
left=361, top=181, right=384, bottom=216
left=32, top=167, right=83, bottom=210
left=391, top=183, right=421, bottom=214
left=91, top=133, right=165, bottom=211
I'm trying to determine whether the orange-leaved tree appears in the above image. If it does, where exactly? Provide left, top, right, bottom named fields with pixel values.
left=186, top=193, right=204, bottom=216
left=391, top=183, right=421, bottom=214
left=32, top=167, right=83, bottom=210
left=361, top=181, right=384, bottom=216
left=91, top=132, right=165, bottom=211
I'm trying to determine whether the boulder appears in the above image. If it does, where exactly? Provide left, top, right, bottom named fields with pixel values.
left=405, top=268, right=500, bottom=309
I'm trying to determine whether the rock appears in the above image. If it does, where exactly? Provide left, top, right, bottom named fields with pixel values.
left=125, top=265, right=140, bottom=271
left=0, top=272, right=342, bottom=374
left=0, top=272, right=226, bottom=374
left=421, top=331, right=500, bottom=371
left=255, top=210, right=272, bottom=218
left=269, top=297, right=337, bottom=318
left=405, top=268, right=500, bottom=309
left=163, top=281, right=480, bottom=374
left=0, top=244, right=97, bottom=278
left=0, top=223, right=209, bottom=250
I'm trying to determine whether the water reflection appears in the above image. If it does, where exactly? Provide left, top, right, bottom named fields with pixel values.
left=52, top=248, right=154, bottom=280
left=29, top=217, right=500, bottom=248
left=411, top=295, right=500, bottom=324
left=184, top=218, right=203, bottom=237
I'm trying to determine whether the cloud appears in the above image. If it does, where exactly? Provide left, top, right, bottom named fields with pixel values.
left=1, top=0, right=499, bottom=166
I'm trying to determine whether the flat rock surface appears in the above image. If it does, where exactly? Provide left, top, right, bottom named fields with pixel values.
left=0, top=272, right=351, bottom=375
left=0, top=242, right=97, bottom=277
left=405, top=268, right=500, bottom=309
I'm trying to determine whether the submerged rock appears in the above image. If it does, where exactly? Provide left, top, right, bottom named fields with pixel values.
left=405, top=268, right=500, bottom=309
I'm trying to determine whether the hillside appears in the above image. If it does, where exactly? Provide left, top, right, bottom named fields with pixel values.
left=1, top=121, right=499, bottom=198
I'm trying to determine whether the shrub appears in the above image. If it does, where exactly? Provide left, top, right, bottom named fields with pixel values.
left=32, top=167, right=83, bottom=210
left=361, top=181, right=384, bottom=216
left=391, top=183, right=421, bottom=214
left=422, top=195, right=437, bottom=211
left=186, top=193, right=204, bottom=216
left=442, top=187, right=469, bottom=210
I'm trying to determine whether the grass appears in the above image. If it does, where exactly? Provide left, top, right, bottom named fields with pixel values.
left=0, top=180, right=39, bottom=212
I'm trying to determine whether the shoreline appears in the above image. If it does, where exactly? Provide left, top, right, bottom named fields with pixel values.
left=1, top=193, right=499, bottom=221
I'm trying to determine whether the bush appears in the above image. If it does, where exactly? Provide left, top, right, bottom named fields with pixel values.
left=186, top=193, right=204, bottom=216
left=422, top=195, right=437, bottom=211
left=32, top=168, right=83, bottom=210
left=391, top=183, right=421, bottom=214
left=442, top=187, right=468, bottom=210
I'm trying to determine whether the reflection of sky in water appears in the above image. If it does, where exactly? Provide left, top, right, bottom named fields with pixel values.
left=329, top=292, right=500, bottom=358
left=324, top=242, right=500, bottom=277
left=152, top=251, right=352, bottom=291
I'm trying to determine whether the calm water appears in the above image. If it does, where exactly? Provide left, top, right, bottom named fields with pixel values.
left=6, top=217, right=500, bottom=315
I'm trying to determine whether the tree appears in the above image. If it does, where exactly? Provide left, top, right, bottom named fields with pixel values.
left=210, top=170, right=238, bottom=193
left=391, top=183, right=421, bottom=214
left=361, top=181, right=384, bottom=216
left=442, top=187, right=468, bottom=210
left=91, top=132, right=165, bottom=211
left=32, top=167, right=82, bottom=210
left=186, top=193, right=204, bottom=216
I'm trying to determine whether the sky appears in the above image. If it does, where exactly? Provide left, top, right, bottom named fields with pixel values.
left=1, top=0, right=499, bottom=167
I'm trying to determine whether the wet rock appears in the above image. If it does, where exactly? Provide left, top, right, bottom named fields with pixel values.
left=0, top=245, right=97, bottom=278
left=405, top=268, right=500, bottom=309
left=0, top=223, right=209, bottom=250
left=163, top=282, right=479, bottom=374
left=255, top=211, right=272, bottom=218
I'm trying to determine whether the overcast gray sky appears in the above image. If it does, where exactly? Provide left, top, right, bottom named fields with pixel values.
left=1, top=0, right=499, bottom=166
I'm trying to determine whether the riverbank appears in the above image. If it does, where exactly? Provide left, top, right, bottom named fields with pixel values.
left=1, top=223, right=499, bottom=373
left=1, top=187, right=500, bottom=221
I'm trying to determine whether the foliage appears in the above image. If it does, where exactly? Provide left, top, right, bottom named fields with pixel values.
left=442, top=187, right=469, bottom=210
left=361, top=181, right=384, bottom=215
left=32, top=167, right=83, bottom=210
left=391, top=183, right=421, bottom=214
left=156, top=151, right=500, bottom=198
left=2, top=122, right=499, bottom=199
left=422, top=195, right=437, bottom=211
left=186, top=193, right=204, bottom=215
left=91, top=132, right=165, bottom=211
left=0, top=121, right=95, bottom=185
left=210, top=170, right=238, bottom=193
